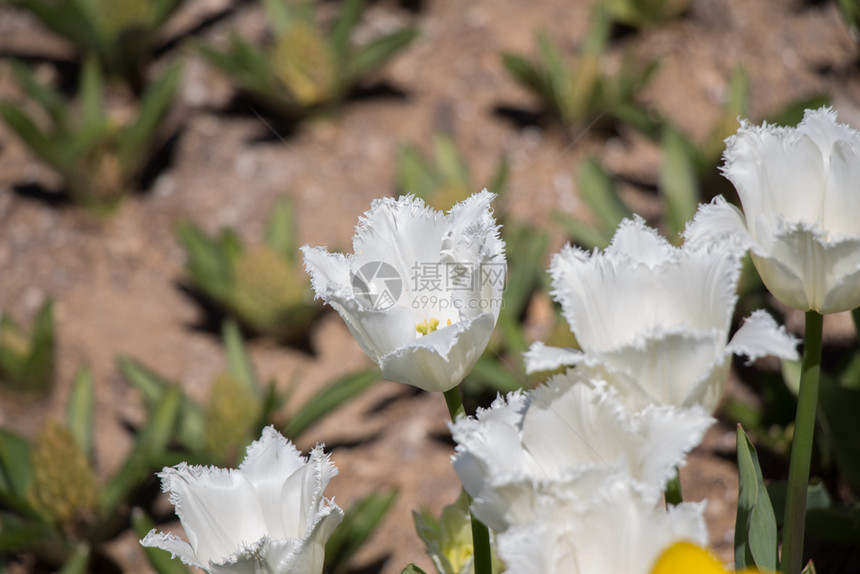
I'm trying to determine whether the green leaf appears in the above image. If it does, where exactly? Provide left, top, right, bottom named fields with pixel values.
left=433, top=133, right=470, bottom=186
left=501, top=53, right=550, bottom=101
left=488, top=155, right=509, bottom=197
left=8, top=59, right=67, bottom=127
left=0, top=103, right=67, bottom=171
left=284, top=370, right=378, bottom=439
left=0, top=510, right=60, bottom=552
left=66, top=366, right=94, bottom=458
left=0, top=429, right=34, bottom=501
left=79, top=54, right=105, bottom=141
left=659, top=126, right=700, bottom=240
left=264, top=198, right=298, bottom=262
left=331, top=0, right=364, bottom=68
left=766, top=96, right=831, bottom=128
left=58, top=543, right=90, bottom=574
left=176, top=222, right=235, bottom=304
left=577, top=158, right=633, bottom=231
left=553, top=211, right=612, bottom=249
left=401, top=565, right=429, bottom=574
left=222, top=318, right=258, bottom=391
left=131, top=508, right=192, bottom=574
left=464, top=355, right=525, bottom=394
left=261, top=0, right=293, bottom=35
left=501, top=223, right=548, bottom=320
left=348, top=28, right=418, bottom=85
left=119, top=61, right=181, bottom=173
left=117, top=356, right=206, bottom=453
left=101, top=386, right=182, bottom=514
left=735, top=424, right=778, bottom=571
left=396, top=144, right=438, bottom=200
left=325, top=489, right=398, bottom=574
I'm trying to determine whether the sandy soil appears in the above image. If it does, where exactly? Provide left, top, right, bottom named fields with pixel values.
left=0, top=0, right=858, bottom=572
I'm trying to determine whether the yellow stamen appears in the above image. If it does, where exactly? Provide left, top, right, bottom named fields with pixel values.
left=416, top=318, right=440, bottom=336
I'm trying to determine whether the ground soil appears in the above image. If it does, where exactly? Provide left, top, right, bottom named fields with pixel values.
left=0, top=0, right=858, bottom=572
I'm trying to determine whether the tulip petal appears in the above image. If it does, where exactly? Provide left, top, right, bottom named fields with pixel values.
left=550, top=227, right=740, bottom=353
left=140, top=529, right=204, bottom=568
left=727, top=309, right=800, bottom=363
left=379, top=312, right=496, bottom=392
left=723, top=124, right=826, bottom=229
left=237, top=428, right=337, bottom=541
left=351, top=195, right=449, bottom=282
left=821, top=138, right=860, bottom=236
left=683, top=196, right=753, bottom=250
left=523, top=341, right=583, bottom=374
left=598, top=330, right=727, bottom=407
left=497, top=476, right=707, bottom=574
left=158, top=463, right=266, bottom=566
left=302, top=246, right=418, bottom=361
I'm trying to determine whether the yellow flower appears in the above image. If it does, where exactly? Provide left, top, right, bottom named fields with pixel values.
left=651, top=542, right=769, bottom=574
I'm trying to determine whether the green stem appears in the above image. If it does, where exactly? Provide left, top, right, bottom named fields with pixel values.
left=664, top=468, right=683, bottom=507
left=780, top=311, right=823, bottom=574
left=442, top=387, right=494, bottom=574
left=443, top=387, right=466, bottom=420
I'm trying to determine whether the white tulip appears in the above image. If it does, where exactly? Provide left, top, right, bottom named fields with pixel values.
left=525, top=217, right=798, bottom=411
left=685, top=107, right=860, bottom=314
left=140, top=427, right=343, bottom=574
left=302, top=191, right=506, bottom=392
left=497, top=474, right=707, bottom=574
left=450, top=370, right=713, bottom=531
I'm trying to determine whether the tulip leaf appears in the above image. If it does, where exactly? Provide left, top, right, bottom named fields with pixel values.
left=284, top=370, right=378, bottom=439
left=223, top=319, right=258, bottom=391
left=66, top=366, right=94, bottom=458
left=735, top=424, right=778, bottom=571
left=325, top=489, right=398, bottom=574
left=402, top=566, right=429, bottom=574
left=131, top=508, right=193, bottom=574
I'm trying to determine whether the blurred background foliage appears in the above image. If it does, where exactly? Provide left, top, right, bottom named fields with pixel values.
left=0, top=0, right=859, bottom=571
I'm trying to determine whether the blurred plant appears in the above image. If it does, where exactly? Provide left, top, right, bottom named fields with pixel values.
left=603, top=0, right=690, bottom=30
left=410, top=492, right=502, bottom=574
left=0, top=367, right=184, bottom=571
left=501, top=10, right=659, bottom=137
left=4, top=0, right=184, bottom=90
left=199, top=0, right=417, bottom=123
left=177, top=197, right=322, bottom=341
left=0, top=300, right=53, bottom=394
left=0, top=56, right=181, bottom=209
left=118, top=319, right=379, bottom=464
left=396, top=133, right=508, bottom=211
